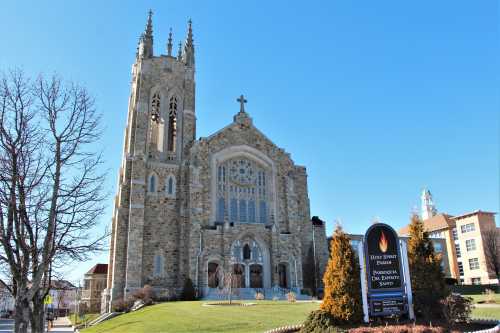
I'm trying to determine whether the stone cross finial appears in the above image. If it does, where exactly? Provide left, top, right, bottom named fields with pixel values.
left=237, top=95, right=247, bottom=113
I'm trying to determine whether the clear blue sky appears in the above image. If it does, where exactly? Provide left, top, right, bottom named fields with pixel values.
left=1, top=1, right=498, bottom=283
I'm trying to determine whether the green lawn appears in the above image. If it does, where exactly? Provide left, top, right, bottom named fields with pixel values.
left=471, top=307, right=500, bottom=320
left=467, top=293, right=500, bottom=304
left=81, top=301, right=319, bottom=333
left=69, top=313, right=101, bottom=326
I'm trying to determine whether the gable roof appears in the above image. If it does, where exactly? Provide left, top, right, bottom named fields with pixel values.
left=398, top=213, right=454, bottom=236
left=86, top=263, right=108, bottom=275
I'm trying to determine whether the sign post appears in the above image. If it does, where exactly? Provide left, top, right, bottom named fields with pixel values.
left=357, top=241, right=370, bottom=323
left=364, top=223, right=408, bottom=317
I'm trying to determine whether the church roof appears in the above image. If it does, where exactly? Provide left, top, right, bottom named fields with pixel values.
left=86, top=263, right=108, bottom=275
left=398, top=213, right=454, bottom=236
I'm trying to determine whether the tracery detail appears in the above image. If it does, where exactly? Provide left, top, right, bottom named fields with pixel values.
left=216, top=157, right=269, bottom=224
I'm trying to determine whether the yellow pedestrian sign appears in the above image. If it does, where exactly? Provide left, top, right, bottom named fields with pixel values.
left=43, top=295, right=52, bottom=305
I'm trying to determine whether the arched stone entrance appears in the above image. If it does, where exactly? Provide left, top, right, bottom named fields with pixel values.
left=230, top=236, right=271, bottom=289
left=207, top=262, right=220, bottom=288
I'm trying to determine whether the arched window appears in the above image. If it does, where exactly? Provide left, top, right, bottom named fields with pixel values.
left=243, top=244, right=251, bottom=260
left=216, top=157, right=270, bottom=224
left=150, top=93, right=161, bottom=149
left=149, top=174, right=157, bottom=193
left=153, top=254, right=164, bottom=277
left=167, top=96, right=177, bottom=152
left=166, top=175, right=176, bottom=197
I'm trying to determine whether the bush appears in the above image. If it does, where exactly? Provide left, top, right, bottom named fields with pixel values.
left=254, top=292, right=265, bottom=300
left=287, top=291, right=296, bottom=303
left=111, top=297, right=134, bottom=312
left=181, top=278, right=197, bottom=301
left=132, top=285, right=154, bottom=305
left=407, top=214, right=448, bottom=320
left=441, top=293, right=473, bottom=324
left=320, top=226, right=362, bottom=324
left=300, top=310, right=347, bottom=333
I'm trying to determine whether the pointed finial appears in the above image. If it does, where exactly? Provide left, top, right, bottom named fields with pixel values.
left=186, top=18, right=194, bottom=46
left=177, top=42, right=182, bottom=60
left=145, top=9, right=153, bottom=38
left=167, top=28, right=173, bottom=56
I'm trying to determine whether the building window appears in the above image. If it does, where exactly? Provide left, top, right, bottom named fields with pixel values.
left=167, top=96, right=177, bottom=152
left=239, top=200, right=247, bottom=223
left=248, top=200, right=256, bottom=223
left=243, top=244, right=251, bottom=260
left=452, top=228, right=458, bottom=240
left=153, top=254, right=164, bottom=277
left=259, top=201, right=267, bottom=224
left=433, top=242, right=443, bottom=252
left=455, top=243, right=461, bottom=258
left=166, top=175, right=176, bottom=196
left=469, top=258, right=480, bottom=270
left=461, top=223, right=475, bottom=233
left=216, top=157, right=271, bottom=224
left=150, top=92, right=162, bottom=149
left=230, top=198, right=238, bottom=222
left=217, top=198, right=225, bottom=222
left=471, top=277, right=481, bottom=285
left=458, top=262, right=464, bottom=276
left=465, top=239, right=476, bottom=252
left=149, top=174, right=157, bottom=193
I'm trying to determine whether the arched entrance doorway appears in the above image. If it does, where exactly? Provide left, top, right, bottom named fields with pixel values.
left=207, top=262, right=220, bottom=288
left=278, top=263, right=288, bottom=288
left=233, top=264, right=245, bottom=288
left=230, top=237, right=270, bottom=289
left=250, top=264, right=263, bottom=288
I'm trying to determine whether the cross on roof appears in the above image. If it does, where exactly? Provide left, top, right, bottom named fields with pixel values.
left=237, top=94, right=247, bottom=113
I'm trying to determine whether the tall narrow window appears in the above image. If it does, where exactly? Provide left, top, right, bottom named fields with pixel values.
left=149, top=174, right=157, bottom=193
left=239, top=200, right=247, bottom=223
left=166, top=176, right=176, bottom=196
left=168, top=96, right=177, bottom=152
left=217, top=198, right=225, bottom=222
left=150, top=93, right=161, bottom=149
left=248, top=200, right=256, bottom=223
left=230, top=198, right=238, bottom=222
left=243, top=244, right=251, bottom=260
left=259, top=201, right=267, bottom=224
left=153, top=254, right=164, bottom=277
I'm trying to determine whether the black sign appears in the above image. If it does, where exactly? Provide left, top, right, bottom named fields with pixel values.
left=364, top=223, right=407, bottom=317
left=371, top=298, right=405, bottom=314
left=365, top=223, right=403, bottom=291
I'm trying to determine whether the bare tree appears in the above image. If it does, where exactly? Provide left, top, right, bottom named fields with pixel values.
left=483, top=228, right=500, bottom=280
left=216, top=265, right=241, bottom=304
left=0, top=70, right=107, bottom=333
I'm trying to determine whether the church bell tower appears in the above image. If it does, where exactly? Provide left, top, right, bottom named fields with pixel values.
left=105, top=11, right=196, bottom=311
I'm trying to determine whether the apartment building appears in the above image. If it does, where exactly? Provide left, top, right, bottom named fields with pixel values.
left=81, top=263, right=108, bottom=312
left=399, top=189, right=499, bottom=285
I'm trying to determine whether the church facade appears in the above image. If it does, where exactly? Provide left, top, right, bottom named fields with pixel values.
left=103, top=12, right=328, bottom=312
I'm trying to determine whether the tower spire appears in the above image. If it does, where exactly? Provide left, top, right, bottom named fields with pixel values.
left=137, top=10, right=154, bottom=59
left=182, top=19, right=195, bottom=67
left=145, top=9, right=153, bottom=39
left=167, top=28, right=173, bottom=56
left=421, top=188, right=437, bottom=220
left=177, top=42, right=182, bottom=60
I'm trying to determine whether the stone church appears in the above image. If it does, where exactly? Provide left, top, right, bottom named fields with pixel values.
left=103, top=12, right=328, bottom=312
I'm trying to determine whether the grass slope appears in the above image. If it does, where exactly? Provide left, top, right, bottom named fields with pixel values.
left=82, top=301, right=319, bottom=333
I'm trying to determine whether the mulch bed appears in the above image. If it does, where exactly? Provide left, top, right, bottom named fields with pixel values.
left=267, top=320, right=498, bottom=333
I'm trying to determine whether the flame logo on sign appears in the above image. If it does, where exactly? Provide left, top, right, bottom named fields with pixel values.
left=379, top=231, right=388, bottom=253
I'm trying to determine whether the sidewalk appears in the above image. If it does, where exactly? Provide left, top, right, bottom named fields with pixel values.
left=49, top=317, right=74, bottom=332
